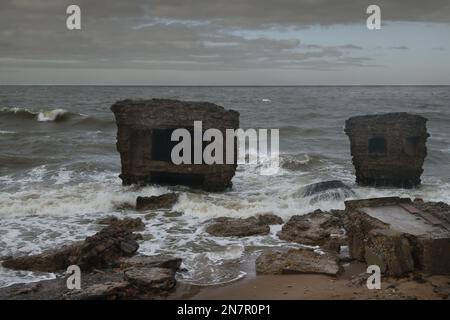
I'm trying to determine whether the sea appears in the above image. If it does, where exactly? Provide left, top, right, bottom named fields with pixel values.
left=0, top=86, right=449, bottom=288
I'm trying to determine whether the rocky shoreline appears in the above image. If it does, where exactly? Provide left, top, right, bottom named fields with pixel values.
left=1, top=192, right=449, bottom=300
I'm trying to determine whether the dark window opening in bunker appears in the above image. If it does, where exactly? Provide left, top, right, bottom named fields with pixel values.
left=404, top=136, right=421, bottom=156
left=151, top=129, right=178, bottom=162
left=150, top=171, right=205, bottom=187
left=151, top=128, right=211, bottom=164
left=368, top=137, right=387, bottom=156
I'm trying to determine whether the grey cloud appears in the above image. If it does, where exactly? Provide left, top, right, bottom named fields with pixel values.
left=390, top=46, right=410, bottom=50
left=0, top=0, right=448, bottom=80
left=0, top=2, right=374, bottom=72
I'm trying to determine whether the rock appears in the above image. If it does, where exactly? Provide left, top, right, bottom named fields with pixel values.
left=349, top=272, right=370, bottom=286
left=120, top=240, right=139, bottom=256
left=345, top=113, right=429, bottom=188
left=119, top=255, right=182, bottom=272
left=63, top=282, right=134, bottom=300
left=433, top=285, right=450, bottom=298
left=1, top=244, right=80, bottom=272
left=74, top=225, right=140, bottom=270
left=344, top=197, right=450, bottom=276
left=111, top=99, right=239, bottom=191
left=301, top=180, right=356, bottom=204
left=255, top=248, right=342, bottom=276
left=277, top=210, right=345, bottom=250
left=97, top=216, right=145, bottom=231
left=2, top=220, right=142, bottom=272
left=124, top=267, right=176, bottom=292
left=205, top=215, right=282, bottom=237
left=136, top=193, right=178, bottom=210
left=257, top=213, right=283, bottom=225
left=13, top=283, right=43, bottom=296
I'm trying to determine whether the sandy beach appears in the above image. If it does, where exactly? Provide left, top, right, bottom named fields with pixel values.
left=173, top=262, right=449, bottom=300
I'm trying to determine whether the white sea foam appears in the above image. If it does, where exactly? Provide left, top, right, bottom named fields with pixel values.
left=37, top=109, right=69, bottom=122
left=1, top=162, right=450, bottom=287
left=0, top=266, right=56, bottom=289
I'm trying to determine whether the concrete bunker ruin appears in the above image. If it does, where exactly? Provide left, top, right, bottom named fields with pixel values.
left=345, top=112, right=429, bottom=188
left=111, top=99, right=239, bottom=191
left=345, top=197, right=450, bottom=276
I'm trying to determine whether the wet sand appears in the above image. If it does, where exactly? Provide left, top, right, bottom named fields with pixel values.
left=175, top=263, right=450, bottom=300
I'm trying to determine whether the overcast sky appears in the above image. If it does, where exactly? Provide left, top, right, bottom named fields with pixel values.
left=1, top=0, right=449, bottom=85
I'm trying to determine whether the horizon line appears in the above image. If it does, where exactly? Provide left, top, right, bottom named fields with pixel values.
left=1, top=84, right=450, bottom=87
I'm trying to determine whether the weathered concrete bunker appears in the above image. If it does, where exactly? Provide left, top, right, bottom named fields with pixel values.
left=345, top=113, right=429, bottom=188
left=111, top=99, right=239, bottom=191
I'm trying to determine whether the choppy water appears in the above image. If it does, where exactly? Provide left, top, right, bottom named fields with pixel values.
left=1, top=86, right=449, bottom=287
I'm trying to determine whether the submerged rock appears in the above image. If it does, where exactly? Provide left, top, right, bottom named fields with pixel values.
left=277, top=210, right=345, bottom=251
left=301, top=180, right=356, bottom=204
left=255, top=248, right=342, bottom=276
left=136, top=193, right=179, bottom=210
left=206, top=214, right=283, bottom=237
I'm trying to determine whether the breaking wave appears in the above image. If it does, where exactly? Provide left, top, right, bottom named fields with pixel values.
left=0, top=106, right=114, bottom=128
left=0, top=107, right=78, bottom=122
left=37, top=109, right=71, bottom=122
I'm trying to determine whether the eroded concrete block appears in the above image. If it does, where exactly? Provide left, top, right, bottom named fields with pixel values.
left=345, top=197, right=450, bottom=276
left=111, top=99, right=239, bottom=191
left=345, top=113, right=429, bottom=188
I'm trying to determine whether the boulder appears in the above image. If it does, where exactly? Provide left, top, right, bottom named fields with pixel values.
left=255, top=248, right=342, bottom=276
left=301, top=180, right=356, bottom=204
left=124, top=267, right=176, bottom=292
left=0, top=253, right=183, bottom=300
left=136, top=193, right=179, bottom=210
left=119, top=240, right=140, bottom=256
left=2, top=221, right=143, bottom=272
left=1, top=244, right=80, bottom=273
left=277, top=210, right=345, bottom=251
left=256, top=213, right=283, bottom=225
left=205, top=214, right=283, bottom=237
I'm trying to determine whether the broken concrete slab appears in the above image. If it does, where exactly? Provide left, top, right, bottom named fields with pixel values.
left=124, top=267, right=176, bottom=292
left=206, top=216, right=270, bottom=237
left=345, top=197, right=450, bottom=276
left=255, top=248, right=342, bottom=276
left=277, top=209, right=346, bottom=252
